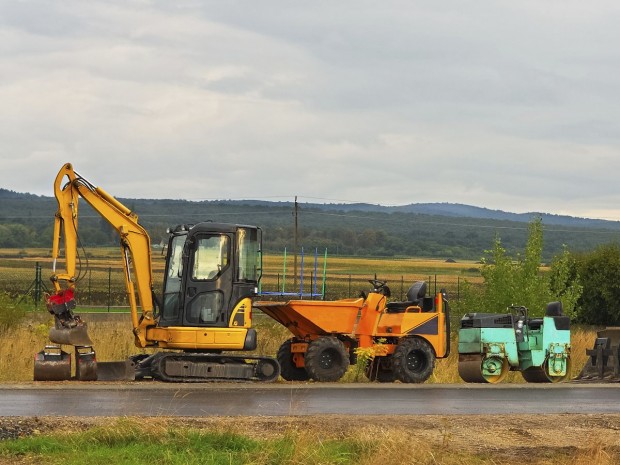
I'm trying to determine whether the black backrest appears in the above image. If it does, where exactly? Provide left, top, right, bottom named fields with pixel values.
left=545, top=301, right=563, bottom=317
left=406, top=281, right=427, bottom=302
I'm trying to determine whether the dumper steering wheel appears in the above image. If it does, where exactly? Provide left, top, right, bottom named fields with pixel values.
left=369, top=278, right=386, bottom=290
left=369, top=279, right=391, bottom=297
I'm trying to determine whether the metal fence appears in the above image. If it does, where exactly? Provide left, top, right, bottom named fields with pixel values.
left=18, top=263, right=470, bottom=312
left=260, top=271, right=465, bottom=302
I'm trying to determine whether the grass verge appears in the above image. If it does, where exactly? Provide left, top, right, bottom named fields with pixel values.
left=0, top=417, right=618, bottom=465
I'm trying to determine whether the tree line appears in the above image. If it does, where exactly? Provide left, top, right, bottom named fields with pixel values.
left=3, top=192, right=620, bottom=261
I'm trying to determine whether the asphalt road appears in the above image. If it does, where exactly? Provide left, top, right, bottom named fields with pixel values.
left=1, top=383, right=619, bottom=417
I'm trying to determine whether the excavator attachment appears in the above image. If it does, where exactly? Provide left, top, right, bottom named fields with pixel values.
left=33, top=346, right=71, bottom=381
left=45, top=290, right=93, bottom=346
left=575, top=327, right=620, bottom=382
left=48, top=324, right=92, bottom=347
left=34, top=345, right=98, bottom=381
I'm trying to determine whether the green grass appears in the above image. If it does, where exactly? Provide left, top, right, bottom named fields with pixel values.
left=0, top=419, right=365, bottom=465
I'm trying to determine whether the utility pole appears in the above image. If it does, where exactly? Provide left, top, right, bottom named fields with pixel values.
left=293, top=196, right=298, bottom=290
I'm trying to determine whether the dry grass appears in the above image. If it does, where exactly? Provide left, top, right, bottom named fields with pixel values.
left=0, top=249, right=600, bottom=382
left=0, top=312, right=599, bottom=383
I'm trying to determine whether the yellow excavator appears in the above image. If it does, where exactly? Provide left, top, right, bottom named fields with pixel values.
left=34, top=163, right=280, bottom=382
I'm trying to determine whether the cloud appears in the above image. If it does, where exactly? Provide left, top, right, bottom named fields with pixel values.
left=1, top=1, right=620, bottom=220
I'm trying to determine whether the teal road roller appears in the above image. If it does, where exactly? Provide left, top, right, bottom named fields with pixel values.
left=458, top=302, right=571, bottom=383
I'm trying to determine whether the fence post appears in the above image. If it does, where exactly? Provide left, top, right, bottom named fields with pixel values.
left=34, top=262, right=41, bottom=309
left=348, top=274, right=352, bottom=298
left=400, top=275, right=404, bottom=301
left=20, top=262, right=48, bottom=309
left=108, top=267, right=112, bottom=312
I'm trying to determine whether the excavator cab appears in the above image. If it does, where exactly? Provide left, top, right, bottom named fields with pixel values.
left=160, top=223, right=262, bottom=330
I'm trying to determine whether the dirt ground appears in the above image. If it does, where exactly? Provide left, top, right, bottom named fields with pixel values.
left=1, top=414, right=619, bottom=463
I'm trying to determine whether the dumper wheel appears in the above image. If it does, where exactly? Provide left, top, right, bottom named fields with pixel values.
left=277, top=339, right=310, bottom=381
left=393, top=338, right=435, bottom=383
left=305, top=337, right=349, bottom=382
left=365, top=356, right=396, bottom=382
left=522, top=356, right=571, bottom=383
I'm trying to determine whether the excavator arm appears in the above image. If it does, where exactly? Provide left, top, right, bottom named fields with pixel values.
left=47, top=162, right=157, bottom=348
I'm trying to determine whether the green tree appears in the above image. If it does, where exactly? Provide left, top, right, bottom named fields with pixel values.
left=575, top=243, right=620, bottom=325
left=548, top=245, right=582, bottom=319
left=461, top=218, right=582, bottom=318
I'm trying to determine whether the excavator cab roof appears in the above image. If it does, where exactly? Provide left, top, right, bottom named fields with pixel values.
left=168, top=222, right=260, bottom=235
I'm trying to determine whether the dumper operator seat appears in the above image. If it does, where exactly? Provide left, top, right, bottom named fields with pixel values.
left=386, top=281, right=433, bottom=313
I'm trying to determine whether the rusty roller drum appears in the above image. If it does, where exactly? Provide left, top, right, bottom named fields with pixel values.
left=522, top=357, right=571, bottom=383
left=458, top=354, right=509, bottom=383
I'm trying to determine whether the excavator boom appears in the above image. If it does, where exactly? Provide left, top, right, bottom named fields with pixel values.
left=46, top=163, right=156, bottom=348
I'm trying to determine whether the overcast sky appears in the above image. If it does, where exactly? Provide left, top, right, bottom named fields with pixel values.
left=2, top=1, right=620, bottom=220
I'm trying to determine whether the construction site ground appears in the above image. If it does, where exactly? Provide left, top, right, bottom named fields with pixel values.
left=1, top=413, right=619, bottom=463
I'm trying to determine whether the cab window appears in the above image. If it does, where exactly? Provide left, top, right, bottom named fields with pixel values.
left=192, top=235, right=230, bottom=280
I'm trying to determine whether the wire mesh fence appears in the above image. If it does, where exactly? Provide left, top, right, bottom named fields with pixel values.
left=260, top=271, right=466, bottom=302
left=14, top=262, right=476, bottom=313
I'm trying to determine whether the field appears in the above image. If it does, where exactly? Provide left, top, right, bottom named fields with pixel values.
left=0, top=247, right=480, bottom=305
left=1, top=249, right=617, bottom=465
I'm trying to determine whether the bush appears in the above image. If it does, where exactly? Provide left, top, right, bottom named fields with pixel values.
left=0, top=292, right=27, bottom=332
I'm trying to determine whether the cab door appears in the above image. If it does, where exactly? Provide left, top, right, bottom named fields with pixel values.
left=183, top=233, right=234, bottom=327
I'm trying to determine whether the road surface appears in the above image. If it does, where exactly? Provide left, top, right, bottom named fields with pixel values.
left=1, top=383, right=619, bottom=417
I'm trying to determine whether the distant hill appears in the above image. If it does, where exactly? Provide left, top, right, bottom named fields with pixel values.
left=0, top=188, right=43, bottom=199
left=2, top=191, right=620, bottom=260
left=223, top=199, right=620, bottom=230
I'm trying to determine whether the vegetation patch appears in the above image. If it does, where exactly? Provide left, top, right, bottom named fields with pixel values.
left=0, top=417, right=618, bottom=465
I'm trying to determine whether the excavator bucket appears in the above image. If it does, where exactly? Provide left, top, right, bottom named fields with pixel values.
left=575, top=327, right=620, bottom=382
left=33, top=346, right=71, bottom=381
left=48, top=323, right=93, bottom=347
left=46, top=290, right=93, bottom=346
